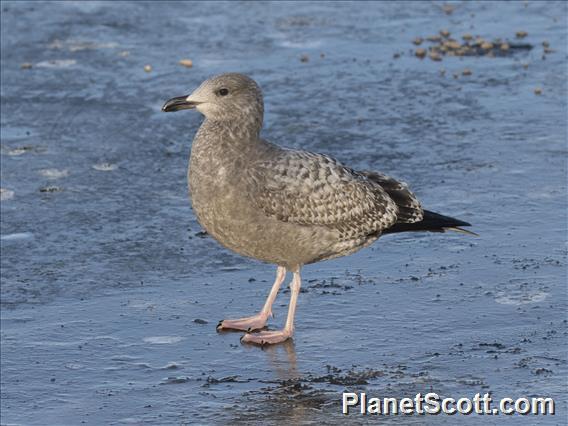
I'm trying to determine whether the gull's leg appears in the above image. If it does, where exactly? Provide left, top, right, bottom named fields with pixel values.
left=217, top=266, right=286, bottom=332
left=241, top=270, right=301, bottom=345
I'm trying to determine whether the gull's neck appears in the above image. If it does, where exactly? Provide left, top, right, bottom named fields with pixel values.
left=202, top=104, right=264, bottom=142
left=198, top=110, right=264, bottom=148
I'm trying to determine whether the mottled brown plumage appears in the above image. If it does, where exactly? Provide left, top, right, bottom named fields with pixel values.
left=162, top=73, right=472, bottom=345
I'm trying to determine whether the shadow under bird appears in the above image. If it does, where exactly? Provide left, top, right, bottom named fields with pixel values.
left=162, top=73, right=474, bottom=345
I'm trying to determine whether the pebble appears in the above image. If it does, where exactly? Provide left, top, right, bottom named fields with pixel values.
left=442, top=4, right=454, bottom=15
left=144, top=64, right=152, bottom=72
left=300, top=54, right=309, bottom=63
left=516, top=31, right=528, bottom=39
left=39, top=186, right=62, bottom=193
left=462, top=68, right=472, bottom=76
left=20, top=63, right=32, bottom=69
left=412, top=37, right=423, bottom=45
left=534, top=87, right=542, bottom=95
left=473, top=37, right=485, bottom=46
left=179, top=59, right=193, bottom=68
left=429, top=51, right=442, bottom=61
left=443, top=40, right=461, bottom=50
left=440, top=29, right=450, bottom=38
left=415, top=48, right=427, bottom=58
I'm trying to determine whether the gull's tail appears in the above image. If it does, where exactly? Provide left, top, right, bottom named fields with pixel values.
left=383, top=210, right=477, bottom=236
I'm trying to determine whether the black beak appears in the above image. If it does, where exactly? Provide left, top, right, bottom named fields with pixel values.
left=162, top=95, right=201, bottom=112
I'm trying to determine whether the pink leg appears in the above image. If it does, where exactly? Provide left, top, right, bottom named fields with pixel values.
left=241, top=270, right=301, bottom=345
left=217, top=266, right=286, bottom=332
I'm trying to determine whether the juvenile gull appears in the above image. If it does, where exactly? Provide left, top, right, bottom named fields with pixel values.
left=162, top=73, right=473, bottom=345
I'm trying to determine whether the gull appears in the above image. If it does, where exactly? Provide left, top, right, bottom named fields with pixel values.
left=162, top=73, right=473, bottom=345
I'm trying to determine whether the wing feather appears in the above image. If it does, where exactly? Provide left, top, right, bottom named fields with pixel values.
left=359, top=171, right=424, bottom=223
left=246, top=150, right=398, bottom=239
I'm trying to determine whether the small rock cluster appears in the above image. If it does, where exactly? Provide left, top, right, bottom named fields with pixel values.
left=413, top=30, right=534, bottom=61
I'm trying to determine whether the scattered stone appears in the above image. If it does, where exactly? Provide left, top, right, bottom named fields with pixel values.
left=522, top=63, right=529, bottom=69
left=320, top=53, right=325, bottom=58
left=193, top=319, right=208, bottom=325
left=542, top=40, right=549, bottom=48
left=39, top=185, right=62, bottom=193
left=20, top=63, right=32, bottom=69
left=442, top=4, right=454, bottom=14
left=534, top=87, right=542, bottom=95
left=516, top=30, right=528, bottom=39
left=429, top=51, right=442, bottom=61
left=412, top=37, right=423, bottom=45
left=543, top=47, right=555, bottom=54
left=393, top=52, right=401, bottom=59
left=473, top=37, right=485, bottom=46
left=462, top=68, right=472, bottom=76
left=179, top=59, right=193, bottom=68
left=119, top=50, right=130, bottom=57
left=300, top=54, right=309, bottom=63
left=439, top=68, right=446, bottom=76
left=411, top=34, right=533, bottom=59
left=144, top=64, right=152, bottom=72
left=443, top=40, right=461, bottom=50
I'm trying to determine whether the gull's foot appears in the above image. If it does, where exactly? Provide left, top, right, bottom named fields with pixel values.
left=240, top=329, right=292, bottom=346
left=216, top=313, right=269, bottom=332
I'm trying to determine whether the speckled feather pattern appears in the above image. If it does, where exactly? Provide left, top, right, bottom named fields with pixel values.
left=184, top=73, right=425, bottom=270
left=247, top=150, right=402, bottom=240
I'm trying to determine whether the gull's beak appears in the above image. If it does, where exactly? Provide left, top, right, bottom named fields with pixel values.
left=162, top=95, right=202, bottom=112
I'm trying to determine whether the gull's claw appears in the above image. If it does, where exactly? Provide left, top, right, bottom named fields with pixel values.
left=217, top=313, right=269, bottom=332
left=240, top=329, right=292, bottom=346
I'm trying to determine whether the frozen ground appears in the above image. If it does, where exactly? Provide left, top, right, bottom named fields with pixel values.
left=1, top=1, right=566, bottom=424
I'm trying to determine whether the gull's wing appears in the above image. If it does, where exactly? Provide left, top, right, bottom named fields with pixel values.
left=246, top=150, right=399, bottom=239
left=358, top=171, right=424, bottom=224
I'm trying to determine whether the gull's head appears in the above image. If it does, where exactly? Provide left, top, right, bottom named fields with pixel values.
left=162, top=73, right=264, bottom=122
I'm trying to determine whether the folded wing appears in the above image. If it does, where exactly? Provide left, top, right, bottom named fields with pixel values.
left=246, top=150, right=400, bottom=240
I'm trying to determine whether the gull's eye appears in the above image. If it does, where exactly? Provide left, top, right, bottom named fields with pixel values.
left=218, top=88, right=229, bottom=96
